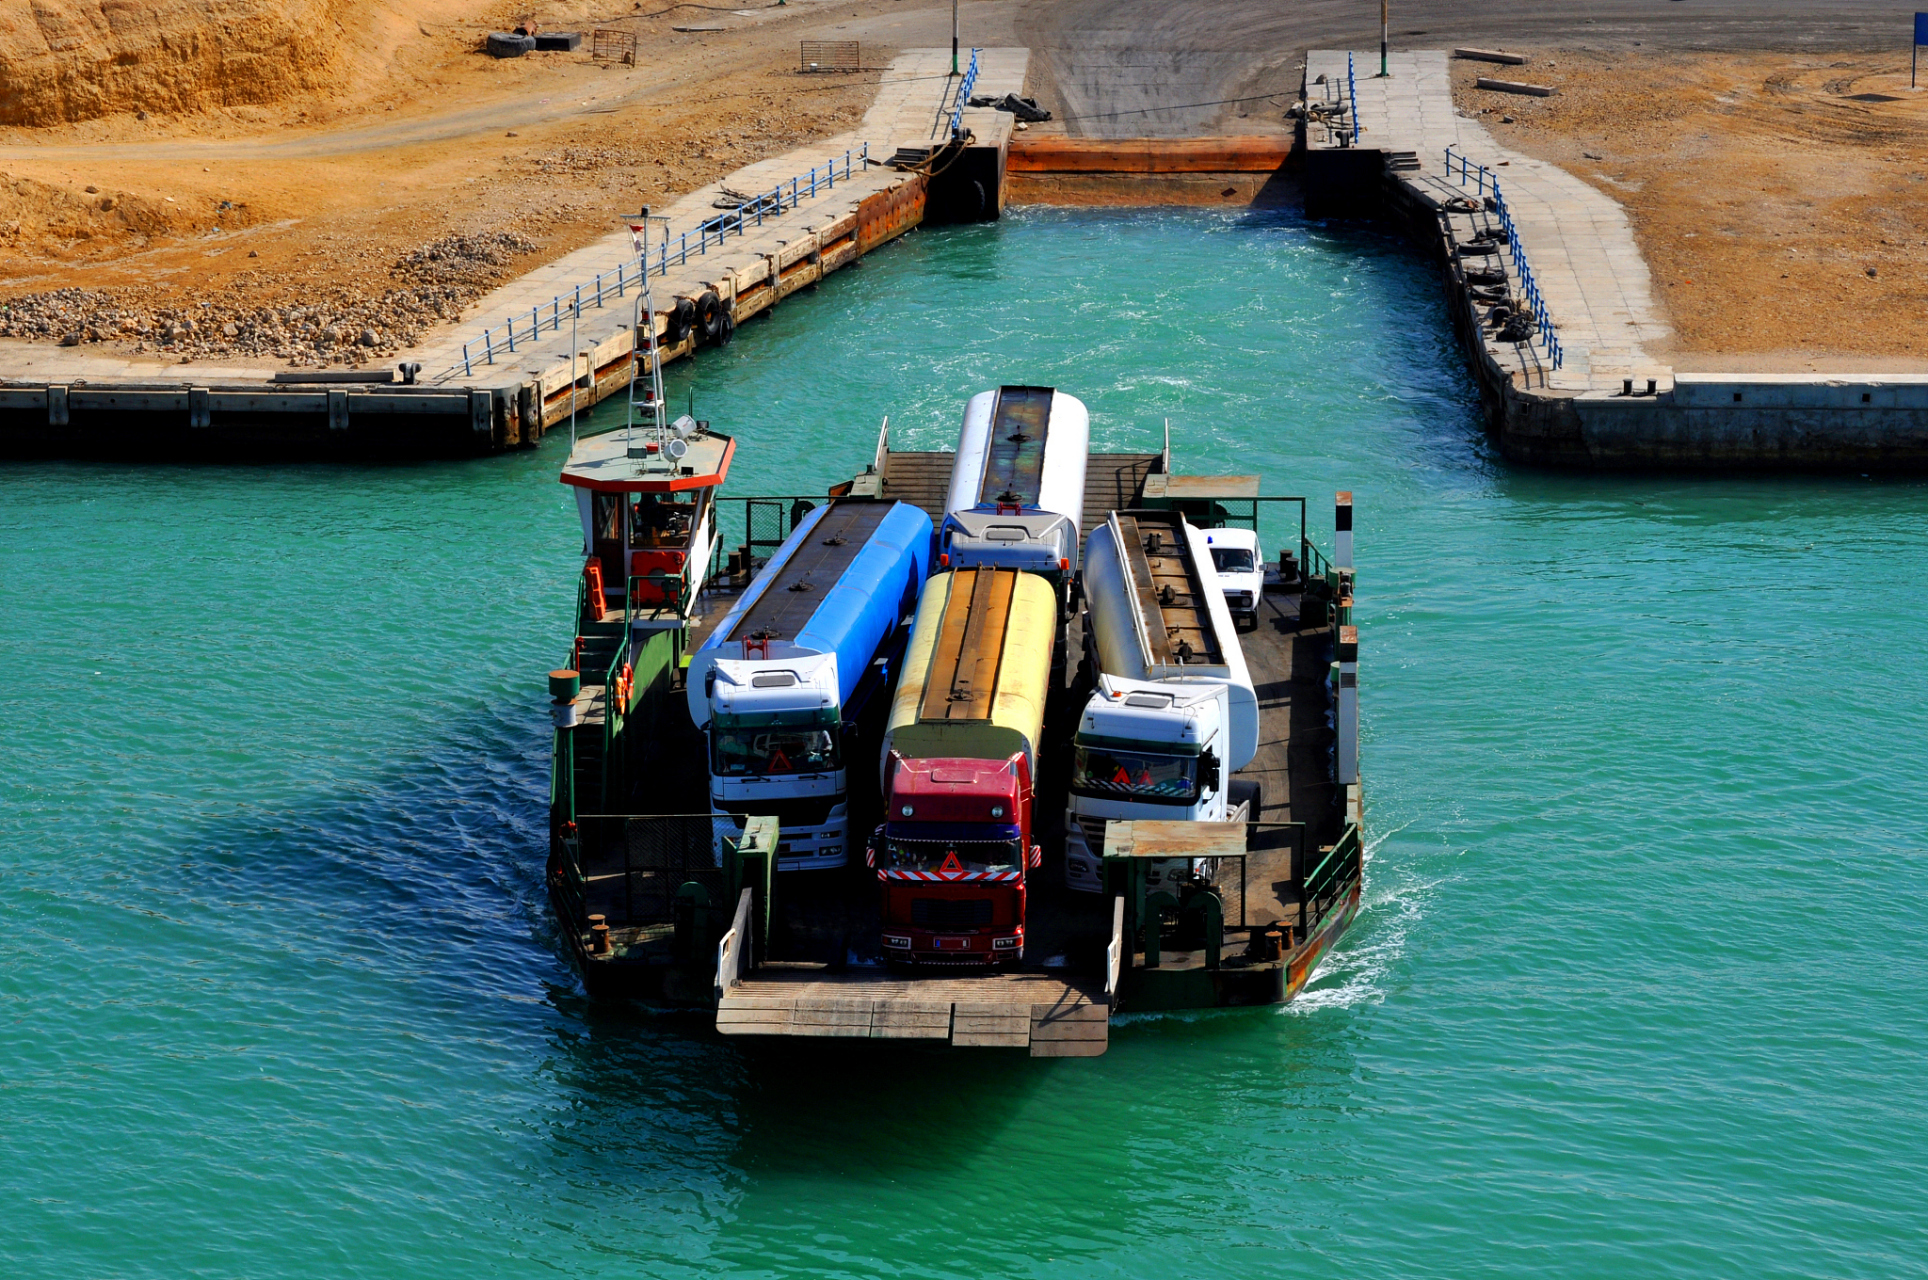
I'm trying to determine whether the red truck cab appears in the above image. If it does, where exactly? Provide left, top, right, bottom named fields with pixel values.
left=868, top=752, right=1039, bottom=965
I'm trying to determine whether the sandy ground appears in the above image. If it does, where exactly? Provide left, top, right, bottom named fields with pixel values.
left=1453, top=48, right=1928, bottom=370
left=0, top=0, right=902, bottom=359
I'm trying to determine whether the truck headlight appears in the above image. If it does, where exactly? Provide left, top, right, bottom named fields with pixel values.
left=992, top=935, right=1021, bottom=951
left=883, top=934, right=912, bottom=949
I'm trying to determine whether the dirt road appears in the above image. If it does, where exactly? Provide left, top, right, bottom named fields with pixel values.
left=1018, top=0, right=1913, bottom=135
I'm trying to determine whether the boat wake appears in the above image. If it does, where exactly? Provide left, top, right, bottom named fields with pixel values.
left=1282, top=819, right=1436, bottom=1015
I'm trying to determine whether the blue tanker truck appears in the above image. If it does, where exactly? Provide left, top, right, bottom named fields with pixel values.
left=686, top=498, right=933, bottom=870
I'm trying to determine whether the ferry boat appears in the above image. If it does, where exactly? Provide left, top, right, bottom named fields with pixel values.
left=545, top=384, right=1363, bottom=1049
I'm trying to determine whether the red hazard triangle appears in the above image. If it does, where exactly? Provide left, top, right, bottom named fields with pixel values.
left=939, top=851, right=965, bottom=879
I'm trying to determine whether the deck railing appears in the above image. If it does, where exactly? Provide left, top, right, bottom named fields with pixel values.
left=698, top=494, right=828, bottom=584
left=1302, top=822, right=1363, bottom=923
left=440, top=144, right=870, bottom=381
left=1443, top=145, right=1564, bottom=370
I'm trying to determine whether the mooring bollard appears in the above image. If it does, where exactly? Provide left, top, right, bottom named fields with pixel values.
left=550, top=669, right=580, bottom=728
left=589, top=914, right=611, bottom=955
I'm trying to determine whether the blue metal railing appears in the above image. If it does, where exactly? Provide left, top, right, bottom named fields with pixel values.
left=950, top=48, right=981, bottom=138
left=1444, top=145, right=1563, bottom=370
left=1347, top=53, right=1360, bottom=143
left=1445, top=146, right=1496, bottom=195
left=446, top=144, right=870, bottom=379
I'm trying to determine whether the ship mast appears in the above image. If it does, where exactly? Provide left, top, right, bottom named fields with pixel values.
left=623, top=210, right=680, bottom=469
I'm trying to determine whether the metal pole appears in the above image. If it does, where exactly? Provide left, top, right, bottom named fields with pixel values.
left=1380, top=0, right=1389, bottom=76
left=952, top=0, right=959, bottom=75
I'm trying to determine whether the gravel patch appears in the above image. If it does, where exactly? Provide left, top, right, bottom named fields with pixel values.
left=0, top=230, right=541, bottom=365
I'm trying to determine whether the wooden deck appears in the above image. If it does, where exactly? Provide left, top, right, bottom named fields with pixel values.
left=1230, top=573, right=1340, bottom=934
left=717, top=968, right=1108, bottom=1056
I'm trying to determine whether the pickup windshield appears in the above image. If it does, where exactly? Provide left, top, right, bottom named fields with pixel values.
left=711, top=727, right=838, bottom=777
left=1072, top=744, right=1198, bottom=802
left=1211, top=547, right=1255, bottom=573
left=883, top=837, right=1022, bottom=874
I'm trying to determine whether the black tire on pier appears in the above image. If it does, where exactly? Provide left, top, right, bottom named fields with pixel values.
left=714, top=307, right=735, bottom=346
left=666, top=296, right=696, bottom=343
left=485, top=32, right=534, bottom=57
left=694, top=291, right=723, bottom=341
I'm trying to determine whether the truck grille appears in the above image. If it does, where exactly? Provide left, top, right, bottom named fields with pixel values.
left=911, top=897, right=994, bottom=928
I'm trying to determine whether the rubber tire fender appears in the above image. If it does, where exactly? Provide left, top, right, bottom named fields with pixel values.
left=485, top=32, right=535, bottom=57
left=665, top=296, right=696, bottom=344
left=713, top=307, right=735, bottom=347
left=694, top=291, right=723, bottom=341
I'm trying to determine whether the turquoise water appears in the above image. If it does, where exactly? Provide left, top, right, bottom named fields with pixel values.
left=4, top=208, right=1926, bottom=1278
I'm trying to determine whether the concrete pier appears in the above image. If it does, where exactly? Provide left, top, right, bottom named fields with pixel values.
left=1307, top=50, right=1928, bottom=470
left=0, top=49, right=1029, bottom=459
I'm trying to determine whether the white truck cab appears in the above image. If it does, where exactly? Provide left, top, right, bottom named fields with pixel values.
left=1203, top=527, right=1263, bottom=628
left=1065, top=510, right=1259, bottom=893
left=1063, top=675, right=1233, bottom=892
left=703, top=651, right=848, bottom=869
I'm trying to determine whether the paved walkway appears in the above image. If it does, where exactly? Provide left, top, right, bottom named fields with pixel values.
left=1307, top=50, right=1672, bottom=394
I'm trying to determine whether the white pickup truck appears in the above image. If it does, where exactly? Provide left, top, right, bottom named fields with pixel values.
left=1202, top=527, right=1263, bottom=628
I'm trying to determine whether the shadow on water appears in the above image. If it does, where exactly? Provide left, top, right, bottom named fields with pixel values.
left=162, top=683, right=1368, bottom=1159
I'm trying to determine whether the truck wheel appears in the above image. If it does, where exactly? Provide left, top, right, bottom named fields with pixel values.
left=1228, top=779, right=1262, bottom=824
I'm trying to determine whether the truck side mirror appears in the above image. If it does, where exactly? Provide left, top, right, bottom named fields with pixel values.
left=1201, top=749, right=1222, bottom=795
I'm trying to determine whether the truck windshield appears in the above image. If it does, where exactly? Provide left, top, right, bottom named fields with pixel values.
left=1072, top=744, right=1198, bottom=802
left=883, top=837, right=1022, bottom=874
left=1211, top=546, right=1255, bottom=573
left=711, top=727, right=838, bottom=777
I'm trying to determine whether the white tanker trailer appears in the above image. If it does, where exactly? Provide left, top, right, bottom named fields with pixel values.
left=938, top=386, right=1090, bottom=599
left=1063, top=508, right=1259, bottom=892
